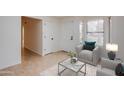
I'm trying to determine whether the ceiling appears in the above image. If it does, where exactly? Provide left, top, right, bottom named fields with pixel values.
left=53, top=16, right=74, bottom=19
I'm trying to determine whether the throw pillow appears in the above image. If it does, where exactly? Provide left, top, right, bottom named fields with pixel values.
left=83, top=41, right=96, bottom=51
left=115, top=63, right=124, bottom=76
left=85, top=41, right=96, bottom=46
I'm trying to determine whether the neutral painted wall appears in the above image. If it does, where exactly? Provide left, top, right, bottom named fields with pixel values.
left=0, top=16, right=21, bottom=69
left=111, top=16, right=124, bottom=61
left=29, top=16, right=61, bottom=56
left=60, top=17, right=80, bottom=52
left=43, top=19, right=60, bottom=54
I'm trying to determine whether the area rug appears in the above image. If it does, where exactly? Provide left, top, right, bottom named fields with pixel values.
left=40, top=64, right=97, bottom=76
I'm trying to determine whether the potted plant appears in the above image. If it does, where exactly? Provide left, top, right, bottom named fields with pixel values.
left=68, top=51, right=77, bottom=64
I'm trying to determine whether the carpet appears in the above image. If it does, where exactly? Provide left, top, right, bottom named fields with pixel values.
left=40, top=64, right=97, bottom=76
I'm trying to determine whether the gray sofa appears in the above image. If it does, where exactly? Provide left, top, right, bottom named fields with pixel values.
left=75, top=44, right=100, bottom=66
left=96, top=58, right=120, bottom=76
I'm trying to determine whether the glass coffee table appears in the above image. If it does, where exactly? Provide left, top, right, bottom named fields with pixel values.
left=58, top=58, right=86, bottom=76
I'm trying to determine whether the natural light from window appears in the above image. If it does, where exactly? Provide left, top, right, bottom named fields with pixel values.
left=87, top=20, right=104, bottom=45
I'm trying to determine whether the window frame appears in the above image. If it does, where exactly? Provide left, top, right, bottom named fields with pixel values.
left=86, top=19, right=104, bottom=46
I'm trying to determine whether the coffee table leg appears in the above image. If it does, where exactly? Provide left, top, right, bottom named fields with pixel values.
left=58, top=65, right=68, bottom=76
left=58, top=64, right=60, bottom=76
left=84, top=64, right=86, bottom=76
left=76, top=72, right=78, bottom=76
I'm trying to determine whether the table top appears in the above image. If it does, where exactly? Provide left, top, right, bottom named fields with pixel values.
left=102, top=57, right=123, bottom=63
left=59, top=58, right=85, bottom=72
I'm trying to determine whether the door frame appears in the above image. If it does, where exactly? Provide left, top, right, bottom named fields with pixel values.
left=21, top=16, right=43, bottom=56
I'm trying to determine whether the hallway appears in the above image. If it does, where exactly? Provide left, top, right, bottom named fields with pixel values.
left=0, top=48, right=68, bottom=76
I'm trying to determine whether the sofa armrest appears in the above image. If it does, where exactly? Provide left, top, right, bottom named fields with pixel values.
left=75, top=44, right=83, bottom=57
left=101, top=58, right=120, bottom=70
left=93, top=46, right=100, bottom=57
left=92, top=46, right=100, bottom=64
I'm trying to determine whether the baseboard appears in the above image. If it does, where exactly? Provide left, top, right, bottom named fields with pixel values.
left=24, top=47, right=42, bottom=56
left=44, top=50, right=68, bottom=56
left=0, top=60, right=21, bottom=70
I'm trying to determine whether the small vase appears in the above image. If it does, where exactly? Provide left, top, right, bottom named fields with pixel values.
left=70, top=57, right=77, bottom=64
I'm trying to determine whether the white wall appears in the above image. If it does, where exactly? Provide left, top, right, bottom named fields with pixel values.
left=111, top=16, right=124, bottom=61
left=43, top=18, right=60, bottom=55
left=60, top=17, right=81, bottom=52
left=29, top=16, right=61, bottom=55
left=0, top=16, right=21, bottom=69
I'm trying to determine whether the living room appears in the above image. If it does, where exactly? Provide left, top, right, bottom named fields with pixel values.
left=0, top=16, right=124, bottom=76
left=1, top=0, right=124, bottom=93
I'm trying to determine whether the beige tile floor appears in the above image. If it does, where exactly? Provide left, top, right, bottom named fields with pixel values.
left=0, top=48, right=69, bottom=76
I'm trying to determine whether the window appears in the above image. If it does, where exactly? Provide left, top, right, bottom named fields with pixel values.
left=86, top=20, right=104, bottom=45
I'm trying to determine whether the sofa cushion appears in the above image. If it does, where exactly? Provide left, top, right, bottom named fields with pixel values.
left=79, top=50, right=93, bottom=61
left=97, top=68, right=115, bottom=76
